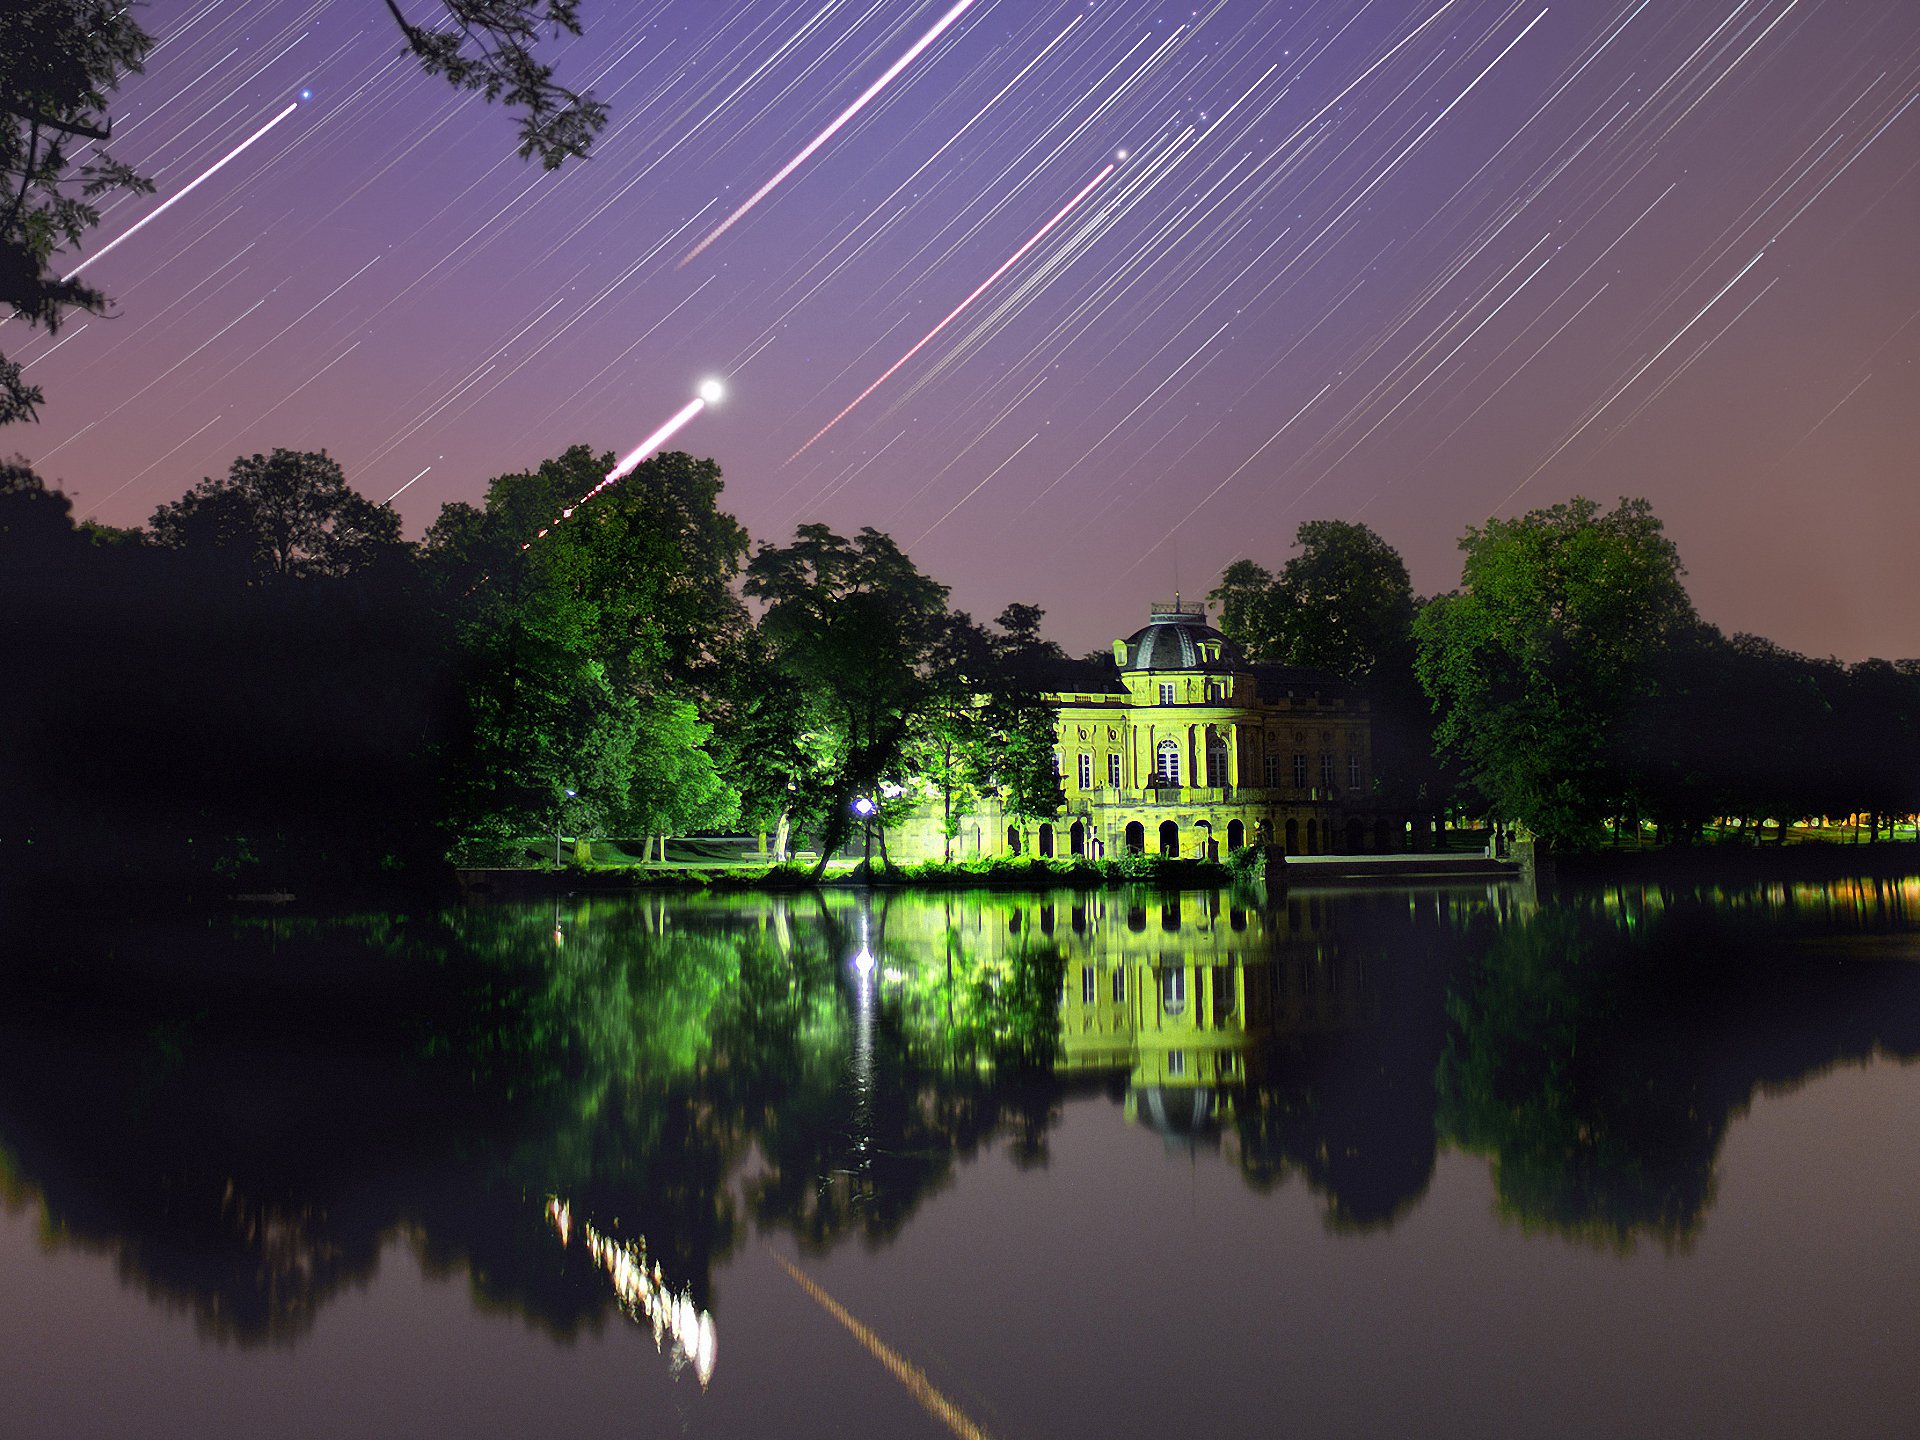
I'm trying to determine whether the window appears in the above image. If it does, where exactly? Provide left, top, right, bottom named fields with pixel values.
left=1205, top=733, right=1229, bottom=786
left=1158, top=682, right=1176, bottom=706
left=1052, top=750, right=1063, bottom=776
left=1155, top=739, right=1180, bottom=785
left=1078, top=752, right=1093, bottom=789
left=1167, top=1049, right=1186, bottom=1076
left=1081, top=966, right=1096, bottom=1004
left=1206, top=680, right=1223, bottom=702
left=1293, top=753, right=1308, bottom=788
left=1112, top=968, right=1126, bottom=1003
left=1107, top=752, right=1122, bottom=786
left=1348, top=754, right=1361, bottom=788
left=1264, top=753, right=1281, bottom=787
left=1160, top=967, right=1186, bottom=1015
left=1321, top=753, right=1335, bottom=788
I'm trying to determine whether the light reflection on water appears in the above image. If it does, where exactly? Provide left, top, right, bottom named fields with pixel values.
left=2, top=874, right=1919, bottom=1436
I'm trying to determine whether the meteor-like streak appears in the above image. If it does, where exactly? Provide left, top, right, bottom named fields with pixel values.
left=518, top=380, right=724, bottom=551
left=789, top=160, right=1117, bottom=460
left=680, top=0, right=979, bottom=267
left=384, top=466, right=432, bottom=505
left=60, top=101, right=300, bottom=282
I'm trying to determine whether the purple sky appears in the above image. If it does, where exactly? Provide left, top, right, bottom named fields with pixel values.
left=16, top=0, right=1919, bottom=659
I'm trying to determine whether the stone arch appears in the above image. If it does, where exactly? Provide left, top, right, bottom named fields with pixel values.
left=1158, top=819, right=1180, bottom=856
left=1007, top=825, right=1022, bottom=855
left=1124, top=820, right=1146, bottom=854
left=1195, top=818, right=1215, bottom=861
left=1038, top=823, right=1055, bottom=858
left=1069, top=820, right=1086, bottom=856
left=1226, top=818, right=1245, bottom=850
left=1284, top=817, right=1299, bottom=853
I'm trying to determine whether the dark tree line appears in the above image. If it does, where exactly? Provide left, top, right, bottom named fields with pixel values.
left=0, top=447, right=1063, bottom=894
left=1214, top=500, right=1920, bottom=851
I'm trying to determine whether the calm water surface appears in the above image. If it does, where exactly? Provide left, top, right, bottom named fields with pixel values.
left=4, top=877, right=1920, bottom=1438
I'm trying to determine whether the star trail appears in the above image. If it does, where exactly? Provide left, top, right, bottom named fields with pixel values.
left=16, top=0, right=1919, bottom=659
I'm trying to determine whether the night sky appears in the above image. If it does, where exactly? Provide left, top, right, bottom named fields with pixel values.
left=17, top=0, right=1919, bottom=659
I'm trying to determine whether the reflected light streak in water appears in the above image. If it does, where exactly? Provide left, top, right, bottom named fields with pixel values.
left=771, top=1247, right=999, bottom=1440
left=545, top=1198, right=716, bottom=1387
left=851, top=910, right=875, bottom=1168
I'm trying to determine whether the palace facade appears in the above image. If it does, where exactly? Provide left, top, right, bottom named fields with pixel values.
left=891, top=598, right=1392, bottom=861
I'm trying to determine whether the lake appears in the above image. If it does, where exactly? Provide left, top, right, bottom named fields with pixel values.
left=4, top=875, right=1919, bottom=1438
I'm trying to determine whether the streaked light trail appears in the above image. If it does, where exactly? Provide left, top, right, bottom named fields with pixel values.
left=789, top=160, right=1118, bottom=459
left=681, top=0, right=979, bottom=267
left=384, top=465, right=431, bottom=504
left=61, top=101, right=301, bottom=282
left=771, top=1247, right=996, bottom=1440
left=518, top=381, right=725, bottom=551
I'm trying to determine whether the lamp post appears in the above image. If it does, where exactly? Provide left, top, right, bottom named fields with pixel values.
left=556, top=788, right=577, bottom=867
left=851, top=796, right=877, bottom=874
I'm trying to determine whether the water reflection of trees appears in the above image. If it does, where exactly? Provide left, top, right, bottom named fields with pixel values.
left=4, top=879, right=1920, bottom=1345
left=1437, top=888, right=1920, bottom=1248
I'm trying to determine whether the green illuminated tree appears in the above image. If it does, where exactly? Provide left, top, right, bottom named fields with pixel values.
left=744, top=525, right=954, bottom=877
left=1415, top=497, right=1694, bottom=848
left=428, top=446, right=747, bottom=860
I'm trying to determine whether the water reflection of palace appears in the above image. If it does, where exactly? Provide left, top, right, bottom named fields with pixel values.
left=877, top=890, right=1385, bottom=1139
left=1051, top=897, right=1374, bottom=1108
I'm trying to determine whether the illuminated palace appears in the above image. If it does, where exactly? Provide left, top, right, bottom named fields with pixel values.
left=896, top=598, right=1388, bottom=860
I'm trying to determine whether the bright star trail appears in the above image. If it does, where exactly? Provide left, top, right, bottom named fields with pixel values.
left=790, top=159, right=1117, bottom=459
left=14, top=1, right=1920, bottom=661
left=681, top=0, right=981, bottom=267
left=59, top=101, right=302, bottom=282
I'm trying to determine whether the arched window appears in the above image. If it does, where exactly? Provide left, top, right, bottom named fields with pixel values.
left=1155, top=739, right=1180, bottom=785
left=1124, top=821, right=1146, bottom=854
left=1205, top=732, right=1229, bottom=787
left=1227, top=819, right=1245, bottom=850
left=1160, top=967, right=1186, bottom=1016
left=1069, top=820, right=1086, bottom=856
left=1007, top=825, right=1022, bottom=855
left=1038, top=824, right=1055, bottom=858
left=1158, top=819, right=1180, bottom=856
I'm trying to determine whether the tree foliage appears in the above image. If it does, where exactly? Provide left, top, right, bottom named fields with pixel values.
left=1209, top=522, right=1414, bottom=681
left=1415, top=497, right=1695, bottom=847
left=0, top=0, right=153, bottom=424
left=384, top=1, right=607, bottom=169
left=426, top=446, right=746, bottom=859
left=1211, top=521, right=1455, bottom=819
left=150, top=449, right=405, bottom=583
left=744, top=525, right=955, bottom=874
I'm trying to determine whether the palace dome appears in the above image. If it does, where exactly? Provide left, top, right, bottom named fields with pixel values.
left=1115, top=599, right=1243, bottom=672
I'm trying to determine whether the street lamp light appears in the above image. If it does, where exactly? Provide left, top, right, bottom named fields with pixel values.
left=556, top=788, right=577, bottom=867
left=851, top=796, right=877, bottom=873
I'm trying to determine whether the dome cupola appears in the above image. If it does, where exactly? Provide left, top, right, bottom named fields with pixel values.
left=1112, top=598, right=1242, bottom=672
